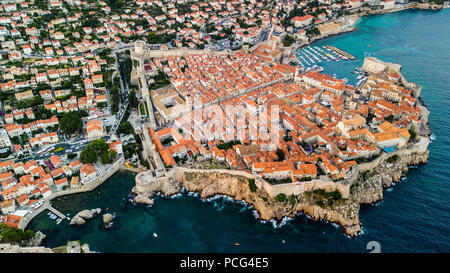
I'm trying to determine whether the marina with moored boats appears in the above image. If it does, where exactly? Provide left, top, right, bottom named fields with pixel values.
left=296, top=45, right=358, bottom=75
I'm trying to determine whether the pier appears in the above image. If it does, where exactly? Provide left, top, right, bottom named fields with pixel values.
left=324, top=45, right=355, bottom=60
left=48, top=206, right=66, bottom=219
left=18, top=201, right=66, bottom=229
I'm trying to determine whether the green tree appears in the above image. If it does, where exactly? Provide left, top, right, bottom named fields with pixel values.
left=110, top=149, right=117, bottom=160
left=276, top=193, right=287, bottom=203
left=384, top=114, right=394, bottom=123
left=59, top=111, right=83, bottom=135
left=0, top=224, right=35, bottom=245
left=248, top=179, right=257, bottom=192
left=128, top=91, right=139, bottom=108
left=80, top=144, right=98, bottom=164
left=408, top=128, right=417, bottom=141
left=101, top=152, right=112, bottom=164
left=283, top=35, right=295, bottom=47
left=116, top=121, right=133, bottom=135
left=276, top=148, right=285, bottom=161
left=80, top=139, right=116, bottom=164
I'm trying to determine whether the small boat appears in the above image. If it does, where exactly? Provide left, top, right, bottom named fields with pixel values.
left=153, top=232, right=158, bottom=238
left=282, top=240, right=286, bottom=244
left=234, top=243, right=240, bottom=246
left=56, top=218, right=62, bottom=225
left=106, top=207, right=109, bottom=211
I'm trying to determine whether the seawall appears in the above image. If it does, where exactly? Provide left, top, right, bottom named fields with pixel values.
left=133, top=133, right=430, bottom=237
left=134, top=167, right=361, bottom=236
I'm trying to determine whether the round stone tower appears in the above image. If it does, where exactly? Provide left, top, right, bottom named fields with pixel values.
left=134, top=40, right=146, bottom=56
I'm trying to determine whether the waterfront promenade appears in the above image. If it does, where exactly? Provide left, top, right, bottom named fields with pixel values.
left=18, top=156, right=125, bottom=230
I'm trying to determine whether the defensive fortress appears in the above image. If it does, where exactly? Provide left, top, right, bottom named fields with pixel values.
left=131, top=41, right=431, bottom=237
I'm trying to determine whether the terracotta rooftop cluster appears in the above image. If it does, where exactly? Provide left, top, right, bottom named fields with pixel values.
left=149, top=58, right=422, bottom=184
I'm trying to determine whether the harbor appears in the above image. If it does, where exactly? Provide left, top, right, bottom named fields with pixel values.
left=296, top=45, right=356, bottom=73
left=17, top=156, right=125, bottom=230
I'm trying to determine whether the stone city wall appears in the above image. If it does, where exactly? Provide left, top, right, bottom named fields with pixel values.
left=135, top=166, right=350, bottom=199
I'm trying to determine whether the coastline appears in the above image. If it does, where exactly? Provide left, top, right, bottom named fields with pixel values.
left=293, top=3, right=444, bottom=52
left=25, top=5, right=435, bottom=240
left=120, top=165, right=144, bottom=174
left=132, top=52, right=432, bottom=237
left=21, top=8, right=449, bottom=253
left=133, top=132, right=429, bottom=237
left=19, top=156, right=125, bottom=230
left=307, top=25, right=359, bottom=47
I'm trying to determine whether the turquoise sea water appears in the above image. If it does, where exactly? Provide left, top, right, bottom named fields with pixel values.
left=29, top=9, right=450, bottom=252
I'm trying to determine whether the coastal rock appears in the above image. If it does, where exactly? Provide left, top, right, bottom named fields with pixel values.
left=81, top=244, right=90, bottom=253
left=134, top=194, right=154, bottom=205
left=161, top=179, right=182, bottom=196
left=131, top=186, right=139, bottom=195
left=69, top=208, right=102, bottom=226
left=103, top=213, right=114, bottom=229
left=65, top=241, right=91, bottom=253
left=78, top=210, right=95, bottom=219
left=27, top=231, right=46, bottom=247
left=66, top=241, right=81, bottom=253
left=138, top=170, right=361, bottom=237
left=69, top=215, right=86, bottom=226
left=103, top=213, right=113, bottom=224
left=353, top=150, right=429, bottom=205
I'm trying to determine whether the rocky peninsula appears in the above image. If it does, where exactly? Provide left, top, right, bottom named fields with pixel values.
left=132, top=57, right=431, bottom=237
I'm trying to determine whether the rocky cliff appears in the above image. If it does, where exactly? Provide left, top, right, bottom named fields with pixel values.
left=133, top=171, right=361, bottom=236
left=351, top=150, right=429, bottom=205
left=133, top=143, right=429, bottom=237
